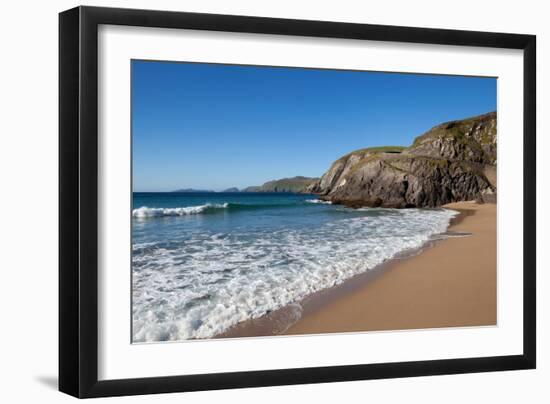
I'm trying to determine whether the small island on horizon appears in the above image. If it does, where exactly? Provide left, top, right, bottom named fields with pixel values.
left=131, top=59, right=497, bottom=343
left=170, top=176, right=321, bottom=194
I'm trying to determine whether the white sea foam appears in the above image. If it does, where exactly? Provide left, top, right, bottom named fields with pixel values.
left=132, top=203, right=228, bottom=218
left=132, top=208, right=458, bottom=342
left=305, top=199, right=332, bottom=204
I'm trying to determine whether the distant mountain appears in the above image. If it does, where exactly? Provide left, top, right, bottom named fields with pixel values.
left=172, top=188, right=215, bottom=193
left=243, top=176, right=319, bottom=193
left=222, top=187, right=240, bottom=192
left=241, top=186, right=262, bottom=192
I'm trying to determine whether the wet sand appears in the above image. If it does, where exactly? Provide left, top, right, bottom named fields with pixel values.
left=218, top=201, right=496, bottom=339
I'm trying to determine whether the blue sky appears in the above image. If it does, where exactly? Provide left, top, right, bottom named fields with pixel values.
left=132, top=60, right=496, bottom=191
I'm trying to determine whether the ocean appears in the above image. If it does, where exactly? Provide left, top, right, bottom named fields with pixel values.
left=132, top=192, right=458, bottom=342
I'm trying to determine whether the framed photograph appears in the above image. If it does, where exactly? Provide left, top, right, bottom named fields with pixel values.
left=59, top=6, right=536, bottom=398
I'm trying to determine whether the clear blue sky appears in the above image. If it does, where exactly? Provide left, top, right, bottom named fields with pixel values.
left=132, top=60, right=496, bottom=192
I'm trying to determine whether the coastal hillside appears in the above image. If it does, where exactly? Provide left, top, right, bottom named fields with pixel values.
left=308, top=112, right=497, bottom=208
left=243, top=176, right=319, bottom=193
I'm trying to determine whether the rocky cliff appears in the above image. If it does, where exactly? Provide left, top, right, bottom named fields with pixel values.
left=308, top=112, right=497, bottom=208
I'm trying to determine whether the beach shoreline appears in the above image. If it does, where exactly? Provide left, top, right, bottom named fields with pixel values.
left=217, top=201, right=496, bottom=339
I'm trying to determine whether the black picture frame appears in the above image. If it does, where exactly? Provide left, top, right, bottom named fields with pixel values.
left=59, top=5, right=536, bottom=398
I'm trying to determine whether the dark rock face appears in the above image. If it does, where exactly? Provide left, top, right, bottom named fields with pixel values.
left=311, top=112, right=497, bottom=208
left=408, top=112, right=497, bottom=164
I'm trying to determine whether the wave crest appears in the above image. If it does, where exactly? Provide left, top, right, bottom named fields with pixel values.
left=305, top=199, right=332, bottom=204
left=133, top=203, right=228, bottom=218
left=132, top=208, right=459, bottom=341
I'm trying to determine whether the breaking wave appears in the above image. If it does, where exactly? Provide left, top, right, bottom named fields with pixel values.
left=133, top=199, right=337, bottom=218
left=132, top=203, right=228, bottom=218
left=132, top=207, right=459, bottom=342
left=305, top=199, right=332, bottom=204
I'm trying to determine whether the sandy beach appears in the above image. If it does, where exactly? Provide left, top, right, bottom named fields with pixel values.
left=219, top=201, right=496, bottom=339
left=284, top=201, right=496, bottom=335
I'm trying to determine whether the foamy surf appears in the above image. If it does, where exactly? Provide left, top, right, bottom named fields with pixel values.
left=132, top=200, right=459, bottom=342
left=132, top=203, right=228, bottom=217
left=305, top=199, right=332, bottom=204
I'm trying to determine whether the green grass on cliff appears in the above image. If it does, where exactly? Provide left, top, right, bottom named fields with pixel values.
left=337, top=146, right=406, bottom=163
left=412, top=111, right=496, bottom=147
left=361, top=146, right=407, bottom=153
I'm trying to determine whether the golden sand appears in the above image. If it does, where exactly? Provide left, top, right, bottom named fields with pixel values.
left=283, top=202, right=497, bottom=335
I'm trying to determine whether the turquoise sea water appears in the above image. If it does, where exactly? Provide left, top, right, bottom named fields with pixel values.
left=132, top=192, right=457, bottom=342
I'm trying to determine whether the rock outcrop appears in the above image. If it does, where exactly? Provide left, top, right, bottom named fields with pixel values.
left=309, top=112, right=497, bottom=208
